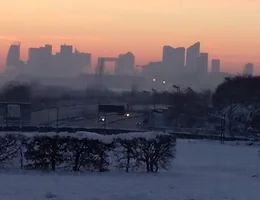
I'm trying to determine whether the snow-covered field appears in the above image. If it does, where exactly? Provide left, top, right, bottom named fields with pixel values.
left=1, top=139, right=260, bottom=200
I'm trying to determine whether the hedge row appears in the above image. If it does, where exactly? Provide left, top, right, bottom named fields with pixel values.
left=0, top=126, right=134, bottom=134
left=0, top=126, right=252, bottom=142
left=0, top=131, right=176, bottom=173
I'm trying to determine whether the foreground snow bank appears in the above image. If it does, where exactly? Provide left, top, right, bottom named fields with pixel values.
left=2, top=131, right=170, bottom=143
left=0, top=139, right=259, bottom=200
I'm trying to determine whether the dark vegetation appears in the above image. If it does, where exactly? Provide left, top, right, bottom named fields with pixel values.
left=0, top=132, right=176, bottom=173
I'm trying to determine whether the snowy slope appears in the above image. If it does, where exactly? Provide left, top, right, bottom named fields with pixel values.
left=0, top=139, right=259, bottom=200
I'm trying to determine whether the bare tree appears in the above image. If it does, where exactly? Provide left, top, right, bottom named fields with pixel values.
left=24, top=136, right=67, bottom=171
left=114, top=138, right=138, bottom=172
left=131, top=135, right=176, bottom=173
left=65, top=138, right=94, bottom=172
left=0, top=134, right=19, bottom=165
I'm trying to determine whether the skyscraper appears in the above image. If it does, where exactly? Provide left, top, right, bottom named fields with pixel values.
left=175, top=47, right=185, bottom=72
left=44, top=44, right=52, bottom=58
left=142, top=61, right=163, bottom=79
left=52, top=45, right=91, bottom=77
left=186, top=42, right=200, bottom=71
left=58, top=44, right=74, bottom=76
left=115, top=52, right=135, bottom=75
left=60, top=44, right=73, bottom=55
left=74, top=49, right=91, bottom=74
left=211, top=59, right=220, bottom=73
left=162, top=45, right=185, bottom=78
left=27, top=45, right=53, bottom=75
left=162, top=45, right=175, bottom=72
left=196, top=53, right=208, bottom=75
left=28, top=48, right=40, bottom=66
left=6, top=42, right=21, bottom=69
left=243, top=63, right=253, bottom=76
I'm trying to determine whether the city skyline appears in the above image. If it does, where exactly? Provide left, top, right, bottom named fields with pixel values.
left=1, top=39, right=259, bottom=74
left=2, top=40, right=254, bottom=91
left=1, top=0, right=260, bottom=73
left=0, top=42, right=257, bottom=75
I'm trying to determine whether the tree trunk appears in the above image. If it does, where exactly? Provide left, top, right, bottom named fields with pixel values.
left=146, top=159, right=150, bottom=172
left=51, top=138, right=57, bottom=171
left=19, top=146, right=24, bottom=169
left=126, top=147, right=130, bottom=173
left=73, top=153, right=80, bottom=171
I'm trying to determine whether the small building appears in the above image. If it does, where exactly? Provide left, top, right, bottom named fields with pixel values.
left=0, top=101, right=31, bottom=126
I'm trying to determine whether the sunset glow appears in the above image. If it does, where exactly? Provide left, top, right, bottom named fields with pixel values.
left=1, top=0, right=260, bottom=72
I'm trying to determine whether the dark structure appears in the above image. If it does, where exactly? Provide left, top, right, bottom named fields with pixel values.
left=0, top=101, right=31, bottom=126
left=98, top=105, right=125, bottom=115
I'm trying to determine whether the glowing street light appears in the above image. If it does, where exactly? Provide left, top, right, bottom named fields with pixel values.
left=126, top=113, right=130, bottom=117
left=162, top=80, right=166, bottom=84
left=153, top=78, right=156, bottom=82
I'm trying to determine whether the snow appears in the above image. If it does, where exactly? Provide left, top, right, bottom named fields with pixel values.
left=0, top=139, right=260, bottom=200
left=2, top=131, right=170, bottom=144
left=222, top=103, right=260, bottom=123
left=115, top=131, right=169, bottom=140
left=17, top=131, right=114, bottom=143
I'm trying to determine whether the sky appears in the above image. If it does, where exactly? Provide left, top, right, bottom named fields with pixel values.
left=0, top=0, right=260, bottom=73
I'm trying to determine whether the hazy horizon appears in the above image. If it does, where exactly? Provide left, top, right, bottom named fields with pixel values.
left=1, top=0, right=260, bottom=73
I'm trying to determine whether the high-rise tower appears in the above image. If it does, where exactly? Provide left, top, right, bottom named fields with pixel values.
left=196, top=53, right=208, bottom=75
left=186, top=42, right=200, bottom=71
left=211, top=59, right=220, bottom=73
left=115, top=52, right=135, bottom=75
left=6, top=42, right=21, bottom=69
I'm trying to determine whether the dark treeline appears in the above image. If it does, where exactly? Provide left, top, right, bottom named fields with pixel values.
left=1, top=76, right=260, bottom=136
left=0, top=132, right=176, bottom=173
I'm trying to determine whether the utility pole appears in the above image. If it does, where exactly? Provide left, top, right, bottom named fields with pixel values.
left=152, top=88, right=157, bottom=129
left=220, top=113, right=225, bottom=144
left=5, top=107, right=8, bottom=127
left=56, top=107, right=59, bottom=131
left=104, top=113, right=107, bottom=130
left=152, top=88, right=156, bottom=110
left=228, top=100, right=233, bottom=137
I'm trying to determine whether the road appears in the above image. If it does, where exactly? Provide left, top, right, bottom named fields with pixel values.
left=31, top=104, right=169, bottom=129
left=62, top=113, right=145, bottom=129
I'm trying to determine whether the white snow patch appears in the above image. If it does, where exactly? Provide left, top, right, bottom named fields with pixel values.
left=2, top=131, right=171, bottom=144
left=115, top=131, right=169, bottom=140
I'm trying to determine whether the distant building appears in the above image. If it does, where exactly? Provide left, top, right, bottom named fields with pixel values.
left=175, top=47, right=185, bottom=72
left=6, top=43, right=21, bottom=70
left=186, top=42, right=200, bottom=71
left=74, top=49, right=91, bottom=74
left=196, top=53, right=208, bottom=75
left=115, top=52, right=135, bottom=75
left=52, top=44, right=74, bottom=77
left=27, top=45, right=53, bottom=75
left=243, top=63, right=253, bottom=76
left=162, top=45, right=175, bottom=69
left=44, top=44, right=52, bottom=59
left=41, top=44, right=52, bottom=69
left=60, top=44, right=73, bottom=55
left=211, top=59, right=220, bottom=73
left=162, top=45, right=185, bottom=78
left=27, top=47, right=40, bottom=67
left=142, top=61, right=163, bottom=79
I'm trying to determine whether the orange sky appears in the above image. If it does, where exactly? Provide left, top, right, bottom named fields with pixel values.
left=1, top=0, right=260, bottom=73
